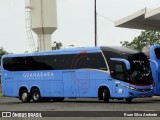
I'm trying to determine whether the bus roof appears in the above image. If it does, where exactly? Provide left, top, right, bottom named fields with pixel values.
left=2, top=46, right=139, bottom=58
left=2, top=47, right=101, bottom=58
left=101, top=46, right=138, bottom=54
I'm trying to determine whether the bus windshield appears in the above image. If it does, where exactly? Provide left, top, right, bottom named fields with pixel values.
left=127, top=54, right=153, bottom=85
left=102, top=49, right=153, bottom=85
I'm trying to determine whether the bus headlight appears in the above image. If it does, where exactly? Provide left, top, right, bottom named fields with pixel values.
left=130, top=86, right=136, bottom=90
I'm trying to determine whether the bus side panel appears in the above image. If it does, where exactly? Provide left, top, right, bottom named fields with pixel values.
left=90, top=70, right=109, bottom=97
left=41, top=80, right=50, bottom=97
left=158, top=66, right=160, bottom=94
left=22, top=71, right=49, bottom=97
left=76, top=70, right=95, bottom=97
left=63, top=71, right=77, bottom=97
left=2, top=80, right=13, bottom=97
left=50, top=81, right=64, bottom=97
left=150, top=45, right=160, bottom=96
left=111, top=79, right=130, bottom=98
left=149, top=60, right=160, bottom=96
left=12, top=80, right=18, bottom=97
left=50, top=71, right=63, bottom=97
left=95, top=80, right=113, bottom=97
left=155, top=65, right=160, bottom=95
left=1, top=71, right=18, bottom=97
left=76, top=70, right=110, bottom=98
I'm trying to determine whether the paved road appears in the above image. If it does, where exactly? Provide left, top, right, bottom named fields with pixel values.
left=0, top=97, right=160, bottom=120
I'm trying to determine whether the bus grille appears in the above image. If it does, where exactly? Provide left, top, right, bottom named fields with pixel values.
left=135, top=88, right=152, bottom=92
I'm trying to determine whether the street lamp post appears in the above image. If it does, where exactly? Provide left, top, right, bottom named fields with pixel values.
left=94, top=0, right=97, bottom=47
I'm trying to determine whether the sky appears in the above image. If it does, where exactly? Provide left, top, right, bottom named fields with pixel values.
left=0, top=0, right=160, bottom=53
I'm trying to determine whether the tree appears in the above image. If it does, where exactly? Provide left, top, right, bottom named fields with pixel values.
left=0, top=47, right=9, bottom=56
left=120, top=31, right=160, bottom=51
left=52, top=41, right=63, bottom=50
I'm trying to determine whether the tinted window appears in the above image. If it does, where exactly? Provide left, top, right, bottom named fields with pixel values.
left=102, top=51, right=122, bottom=71
left=111, top=63, right=126, bottom=82
left=155, top=48, right=160, bottom=60
left=128, top=55, right=153, bottom=85
left=3, top=52, right=107, bottom=71
left=3, top=54, right=75, bottom=71
left=74, top=53, right=107, bottom=70
left=115, top=64, right=124, bottom=73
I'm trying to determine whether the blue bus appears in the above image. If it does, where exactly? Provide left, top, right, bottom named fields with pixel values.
left=1, top=46, right=153, bottom=103
left=143, top=45, right=160, bottom=96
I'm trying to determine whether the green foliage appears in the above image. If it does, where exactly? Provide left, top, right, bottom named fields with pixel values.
left=0, top=47, right=9, bottom=56
left=52, top=41, right=63, bottom=50
left=120, top=31, right=160, bottom=51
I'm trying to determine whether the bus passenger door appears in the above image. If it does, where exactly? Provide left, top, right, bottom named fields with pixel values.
left=111, top=63, right=127, bottom=98
left=63, top=72, right=77, bottom=97
left=76, top=70, right=90, bottom=97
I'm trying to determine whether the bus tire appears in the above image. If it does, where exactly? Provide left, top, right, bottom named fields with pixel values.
left=52, top=98, right=65, bottom=102
left=20, top=89, right=30, bottom=103
left=32, top=88, right=41, bottom=102
left=103, top=88, right=110, bottom=103
left=126, top=98, right=132, bottom=103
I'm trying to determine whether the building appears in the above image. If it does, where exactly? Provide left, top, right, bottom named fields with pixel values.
left=115, top=7, right=160, bottom=31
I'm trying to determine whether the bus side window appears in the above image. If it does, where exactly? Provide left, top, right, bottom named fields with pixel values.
left=89, top=53, right=108, bottom=71
left=74, top=53, right=108, bottom=70
left=113, top=63, right=126, bottom=82
left=115, top=64, right=124, bottom=73
left=74, top=54, right=88, bottom=69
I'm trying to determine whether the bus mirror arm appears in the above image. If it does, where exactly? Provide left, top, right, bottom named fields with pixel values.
left=110, top=58, right=130, bottom=70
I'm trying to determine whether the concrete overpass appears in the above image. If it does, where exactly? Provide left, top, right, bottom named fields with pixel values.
left=115, top=7, right=160, bottom=31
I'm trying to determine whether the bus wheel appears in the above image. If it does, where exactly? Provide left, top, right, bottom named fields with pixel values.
left=20, top=89, right=30, bottom=103
left=52, top=98, right=65, bottom=102
left=103, top=88, right=110, bottom=103
left=126, top=98, right=132, bottom=103
left=32, top=89, right=41, bottom=102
